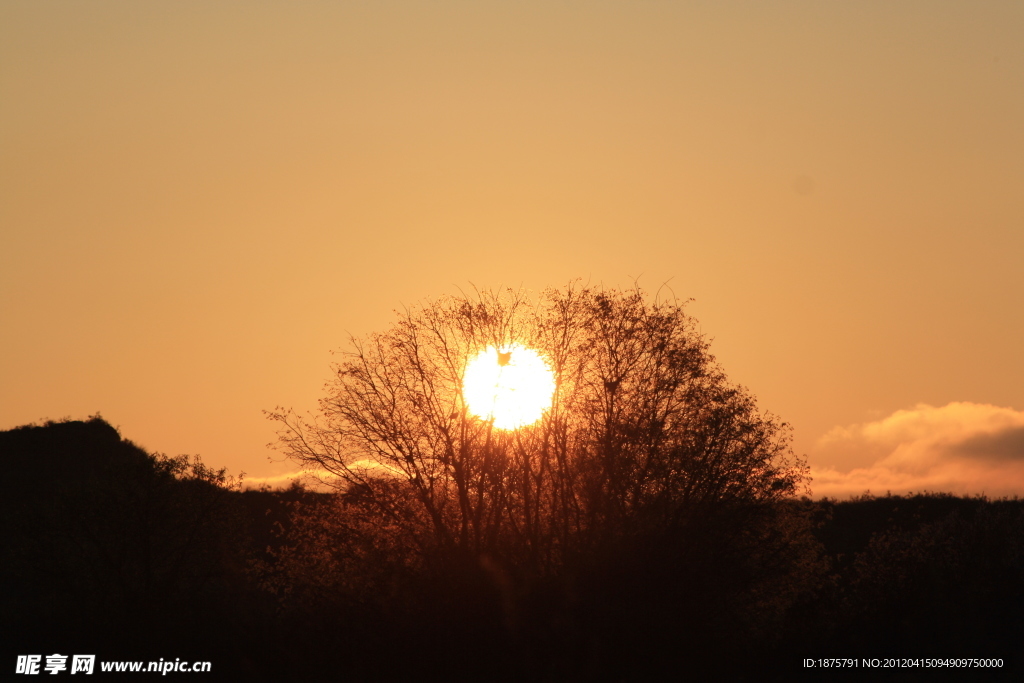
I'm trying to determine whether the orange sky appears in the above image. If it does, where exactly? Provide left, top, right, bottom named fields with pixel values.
left=2, top=1, right=1022, bottom=496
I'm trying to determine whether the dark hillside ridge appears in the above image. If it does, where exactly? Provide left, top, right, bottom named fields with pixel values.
left=0, top=418, right=254, bottom=674
left=1, top=417, right=151, bottom=488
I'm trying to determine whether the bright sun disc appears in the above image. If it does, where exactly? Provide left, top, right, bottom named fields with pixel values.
left=463, top=344, right=556, bottom=430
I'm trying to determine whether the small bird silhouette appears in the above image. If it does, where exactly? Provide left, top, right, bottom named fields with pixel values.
left=497, top=351, right=512, bottom=366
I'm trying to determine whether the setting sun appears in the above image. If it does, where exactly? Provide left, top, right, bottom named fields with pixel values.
left=462, top=344, right=556, bottom=430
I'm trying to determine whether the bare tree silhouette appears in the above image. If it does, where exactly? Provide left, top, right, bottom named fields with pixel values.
left=267, top=284, right=807, bottom=578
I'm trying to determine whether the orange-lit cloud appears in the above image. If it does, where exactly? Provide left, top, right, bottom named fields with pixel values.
left=810, top=402, right=1024, bottom=499
left=242, top=459, right=401, bottom=490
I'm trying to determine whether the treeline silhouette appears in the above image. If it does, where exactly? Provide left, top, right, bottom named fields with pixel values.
left=3, top=417, right=1021, bottom=681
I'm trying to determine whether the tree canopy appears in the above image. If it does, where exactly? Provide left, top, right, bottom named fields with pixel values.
left=268, top=284, right=807, bottom=576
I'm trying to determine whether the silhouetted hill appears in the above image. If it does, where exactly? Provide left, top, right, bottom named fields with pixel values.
left=1, top=417, right=151, bottom=490
left=0, top=418, right=257, bottom=677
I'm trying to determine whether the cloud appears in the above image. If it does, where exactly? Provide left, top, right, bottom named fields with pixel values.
left=950, top=426, right=1024, bottom=461
left=242, top=460, right=403, bottom=490
left=810, top=402, right=1024, bottom=499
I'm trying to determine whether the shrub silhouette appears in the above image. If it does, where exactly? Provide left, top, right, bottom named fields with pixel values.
left=844, top=496, right=1024, bottom=655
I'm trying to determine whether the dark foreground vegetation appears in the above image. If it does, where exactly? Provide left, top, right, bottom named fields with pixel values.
left=2, top=417, right=1022, bottom=681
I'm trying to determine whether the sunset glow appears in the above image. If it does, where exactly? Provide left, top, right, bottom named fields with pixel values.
left=2, top=1, right=1022, bottom=496
left=462, top=345, right=555, bottom=430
